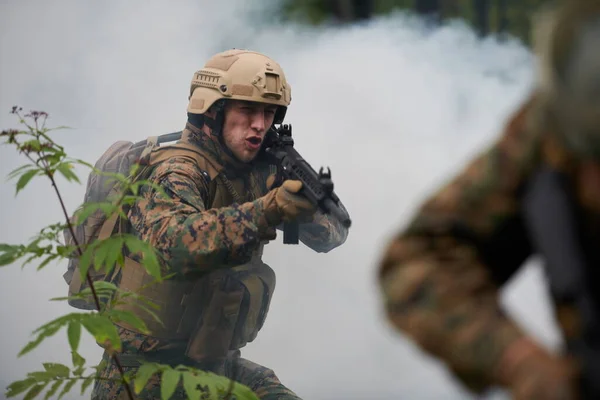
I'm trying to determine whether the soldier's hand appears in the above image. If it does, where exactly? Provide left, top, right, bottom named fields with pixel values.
left=497, top=337, right=580, bottom=400
left=261, top=180, right=317, bottom=226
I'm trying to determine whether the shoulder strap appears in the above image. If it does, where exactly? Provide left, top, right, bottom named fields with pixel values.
left=148, top=143, right=221, bottom=181
left=146, top=142, right=222, bottom=208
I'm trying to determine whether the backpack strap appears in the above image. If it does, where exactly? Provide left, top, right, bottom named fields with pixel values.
left=147, top=142, right=221, bottom=180
left=98, top=213, right=119, bottom=241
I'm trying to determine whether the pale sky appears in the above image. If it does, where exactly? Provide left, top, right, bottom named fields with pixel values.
left=0, top=1, right=563, bottom=399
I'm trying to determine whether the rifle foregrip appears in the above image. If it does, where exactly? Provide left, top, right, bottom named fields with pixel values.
left=283, top=220, right=300, bottom=244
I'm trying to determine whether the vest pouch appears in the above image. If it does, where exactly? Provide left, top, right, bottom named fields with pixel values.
left=185, top=260, right=276, bottom=361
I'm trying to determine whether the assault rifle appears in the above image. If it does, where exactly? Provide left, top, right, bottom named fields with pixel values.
left=263, top=123, right=352, bottom=244
left=523, top=167, right=600, bottom=399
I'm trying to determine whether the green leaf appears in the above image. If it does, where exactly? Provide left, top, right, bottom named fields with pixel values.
left=0, top=243, right=17, bottom=251
left=19, top=313, right=86, bottom=357
left=107, top=309, right=149, bottom=334
left=23, top=383, right=47, bottom=400
left=0, top=254, right=19, bottom=266
left=6, top=164, right=35, bottom=181
left=134, top=363, right=160, bottom=394
left=19, top=324, right=62, bottom=357
left=92, top=358, right=109, bottom=374
left=56, top=162, right=80, bottom=183
left=36, top=253, right=59, bottom=270
left=93, top=236, right=124, bottom=275
left=57, top=378, right=77, bottom=400
left=81, top=314, right=121, bottom=352
left=73, top=158, right=95, bottom=169
left=160, top=368, right=181, bottom=400
left=42, top=362, right=70, bottom=378
left=39, top=153, right=62, bottom=167
left=182, top=372, right=204, bottom=400
left=178, top=368, right=259, bottom=400
left=46, top=125, right=73, bottom=132
left=121, top=195, right=141, bottom=206
left=80, top=376, right=94, bottom=395
left=93, top=281, right=118, bottom=292
left=133, top=303, right=164, bottom=328
left=93, top=243, right=107, bottom=273
left=15, top=169, right=39, bottom=195
left=5, top=377, right=37, bottom=397
left=78, top=245, right=95, bottom=281
left=124, top=237, right=162, bottom=281
left=103, top=238, right=124, bottom=274
left=0, top=245, right=20, bottom=266
left=25, top=370, right=53, bottom=381
left=21, top=139, right=42, bottom=152
left=50, top=294, right=88, bottom=303
left=44, top=380, right=63, bottom=400
left=72, top=350, right=86, bottom=368
left=56, top=244, right=77, bottom=257
left=73, top=202, right=116, bottom=226
left=67, top=321, right=81, bottom=352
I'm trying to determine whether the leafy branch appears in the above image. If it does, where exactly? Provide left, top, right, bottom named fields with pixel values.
left=1, top=106, right=137, bottom=399
left=1, top=107, right=259, bottom=399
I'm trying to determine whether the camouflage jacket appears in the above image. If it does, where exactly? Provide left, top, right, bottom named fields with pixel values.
left=378, top=92, right=600, bottom=393
left=112, top=122, right=348, bottom=360
left=127, top=122, right=349, bottom=277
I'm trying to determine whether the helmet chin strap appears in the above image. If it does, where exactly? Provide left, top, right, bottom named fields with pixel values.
left=188, top=100, right=243, bottom=162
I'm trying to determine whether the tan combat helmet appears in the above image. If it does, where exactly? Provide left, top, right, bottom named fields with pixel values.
left=187, top=49, right=292, bottom=125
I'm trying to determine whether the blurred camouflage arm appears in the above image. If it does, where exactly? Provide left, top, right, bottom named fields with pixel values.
left=378, top=96, right=546, bottom=392
left=128, top=157, right=274, bottom=275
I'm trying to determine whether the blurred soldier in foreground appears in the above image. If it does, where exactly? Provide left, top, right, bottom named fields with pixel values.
left=89, top=49, right=349, bottom=399
left=377, top=0, right=600, bottom=398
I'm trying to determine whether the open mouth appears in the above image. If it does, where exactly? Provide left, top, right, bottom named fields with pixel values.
left=246, top=137, right=262, bottom=146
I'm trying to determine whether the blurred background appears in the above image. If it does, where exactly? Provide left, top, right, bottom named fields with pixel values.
left=1, top=0, right=561, bottom=399
left=281, top=0, right=549, bottom=43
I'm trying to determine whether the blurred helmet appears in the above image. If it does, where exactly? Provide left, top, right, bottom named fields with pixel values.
left=532, top=0, right=600, bottom=156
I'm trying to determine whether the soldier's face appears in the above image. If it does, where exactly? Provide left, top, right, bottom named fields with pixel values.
left=221, top=100, right=277, bottom=163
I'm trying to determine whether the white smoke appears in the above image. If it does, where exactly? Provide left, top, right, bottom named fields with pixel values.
left=0, top=1, right=562, bottom=399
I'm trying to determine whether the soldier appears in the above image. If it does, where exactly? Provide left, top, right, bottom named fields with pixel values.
left=91, top=49, right=349, bottom=399
left=377, top=0, right=600, bottom=399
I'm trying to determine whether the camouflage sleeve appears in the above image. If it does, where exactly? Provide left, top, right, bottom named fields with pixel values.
left=378, top=95, right=544, bottom=393
left=128, top=157, right=274, bottom=275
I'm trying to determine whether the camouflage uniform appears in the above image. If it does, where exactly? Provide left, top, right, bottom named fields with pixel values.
left=377, top=91, right=600, bottom=398
left=378, top=0, right=600, bottom=397
left=90, top=122, right=348, bottom=400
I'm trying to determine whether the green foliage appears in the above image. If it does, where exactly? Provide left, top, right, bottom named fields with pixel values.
left=1, top=107, right=259, bottom=400
left=279, top=0, right=554, bottom=45
left=0, top=223, right=75, bottom=269
left=5, top=355, right=94, bottom=400
left=132, top=364, right=259, bottom=400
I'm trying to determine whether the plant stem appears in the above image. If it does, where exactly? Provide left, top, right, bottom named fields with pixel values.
left=47, top=174, right=135, bottom=400
left=19, top=123, right=138, bottom=400
left=7, top=113, right=136, bottom=399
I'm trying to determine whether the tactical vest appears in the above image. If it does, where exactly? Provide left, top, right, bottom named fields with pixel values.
left=111, top=133, right=277, bottom=361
